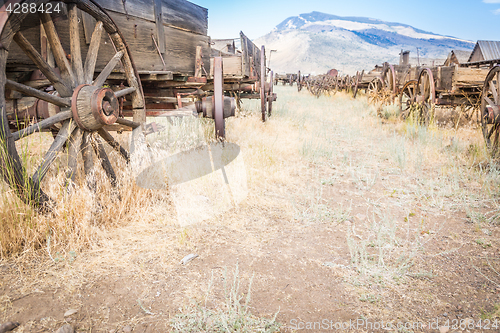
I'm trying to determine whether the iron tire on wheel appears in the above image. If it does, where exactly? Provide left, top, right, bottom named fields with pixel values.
left=415, top=68, right=436, bottom=126
left=0, top=0, right=145, bottom=211
left=260, top=45, right=266, bottom=122
left=267, top=70, right=273, bottom=118
left=213, top=57, right=225, bottom=139
left=481, top=65, right=500, bottom=157
left=381, top=63, right=397, bottom=100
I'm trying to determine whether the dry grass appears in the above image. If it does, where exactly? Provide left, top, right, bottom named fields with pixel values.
left=2, top=85, right=500, bottom=331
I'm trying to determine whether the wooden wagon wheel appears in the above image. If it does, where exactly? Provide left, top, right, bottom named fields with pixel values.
left=213, top=57, right=225, bottom=139
left=415, top=68, right=435, bottom=125
left=260, top=45, right=266, bottom=122
left=353, top=70, right=363, bottom=99
left=367, top=77, right=383, bottom=105
left=297, top=70, right=302, bottom=92
left=267, top=70, right=273, bottom=117
left=382, top=63, right=397, bottom=99
left=0, top=0, right=144, bottom=210
left=399, top=80, right=417, bottom=119
left=480, top=65, right=500, bottom=156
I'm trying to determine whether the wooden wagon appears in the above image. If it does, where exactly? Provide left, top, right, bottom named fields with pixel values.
left=397, top=64, right=489, bottom=124
left=361, top=44, right=500, bottom=154
left=209, top=31, right=275, bottom=121
left=0, top=0, right=273, bottom=210
left=274, top=73, right=297, bottom=86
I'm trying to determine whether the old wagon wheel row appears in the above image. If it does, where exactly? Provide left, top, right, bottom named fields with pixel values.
left=0, top=0, right=144, bottom=210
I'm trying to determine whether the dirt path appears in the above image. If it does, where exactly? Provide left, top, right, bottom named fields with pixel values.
left=1, top=86, right=500, bottom=332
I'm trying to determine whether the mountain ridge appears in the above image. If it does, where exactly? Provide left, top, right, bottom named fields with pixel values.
left=255, top=11, right=475, bottom=75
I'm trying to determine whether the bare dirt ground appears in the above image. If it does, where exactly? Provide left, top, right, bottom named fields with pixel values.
left=1, top=86, right=500, bottom=332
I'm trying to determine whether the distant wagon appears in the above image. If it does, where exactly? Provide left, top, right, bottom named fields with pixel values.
left=363, top=41, right=500, bottom=154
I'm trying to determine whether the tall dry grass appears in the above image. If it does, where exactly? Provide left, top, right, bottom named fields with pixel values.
left=1, top=85, right=499, bottom=278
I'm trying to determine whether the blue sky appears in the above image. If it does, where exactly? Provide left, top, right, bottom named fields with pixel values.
left=194, top=0, right=499, bottom=42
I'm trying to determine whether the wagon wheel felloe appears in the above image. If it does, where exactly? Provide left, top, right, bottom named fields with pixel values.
left=382, top=63, right=397, bottom=101
left=0, top=0, right=144, bottom=210
left=481, top=65, right=500, bottom=157
left=267, top=70, right=273, bottom=117
left=260, top=45, right=266, bottom=122
left=213, top=57, right=225, bottom=139
left=415, top=68, right=435, bottom=125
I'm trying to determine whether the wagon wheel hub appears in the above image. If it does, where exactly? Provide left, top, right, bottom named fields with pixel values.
left=71, top=84, right=120, bottom=131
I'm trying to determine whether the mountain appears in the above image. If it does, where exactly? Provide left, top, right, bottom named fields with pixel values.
left=254, top=11, right=475, bottom=75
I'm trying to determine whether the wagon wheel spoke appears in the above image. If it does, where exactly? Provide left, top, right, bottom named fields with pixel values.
left=81, top=131, right=96, bottom=192
left=97, top=128, right=129, bottom=162
left=65, top=127, right=83, bottom=188
left=490, top=81, right=499, bottom=104
left=493, top=125, right=500, bottom=153
left=68, top=4, right=84, bottom=84
left=484, top=96, right=500, bottom=114
left=12, top=32, right=72, bottom=97
left=92, top=138, right=118, bottom=188
left=423, top=74, right=429, bottom=99
left=31, top=120, right=77, bottom=187
left=83, top=21, right=104, bottom=84
left=39, top=12, right=76, bottom=89
left=92, top=50, right=124, bottom=87
left=12, top=110, right=72, bottom=141
left=6, top=80, right=71, bottom=107
left=487, top=123, right=497, bottom=141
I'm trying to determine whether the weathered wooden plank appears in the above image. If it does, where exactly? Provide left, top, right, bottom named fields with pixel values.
left=440, top=66, right=454, bottom=91
left=453, top=66, right=489, bottom=87
left=153, top=0, right=166, bottom=54
left=105, top=13, right=210, bottom=75
left=209, top=56, right=242, bottom=76
left=239, top=31, right=261, bottom=79
left=96, top=0, right=155, bottom=21
left=161, top=0, right=207, bottom=35
left=96, top=0, right=207, bottom=35
left=6, top=3, right=210, bottom=79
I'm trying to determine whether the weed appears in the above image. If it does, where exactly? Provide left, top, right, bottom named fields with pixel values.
left=388, top=134, right=407, bottom=170
left=347, top=212, right=421, bottom=285
left=170, top=264, right=280, bottom=332
left=359, top=293, right=380, bottom=303
left=480, top=303, right=500, bottom=320
left=475, top=239, right=492, bottom=248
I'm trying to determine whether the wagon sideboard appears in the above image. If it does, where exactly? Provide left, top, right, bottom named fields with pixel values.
left=5, top=0, right=211, bottom=79
left=99, top=0, right=211, bottom=76
left=209, top=31, right=263, bottom=82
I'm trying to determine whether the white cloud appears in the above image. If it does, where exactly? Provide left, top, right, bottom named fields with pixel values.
left=483, top=0, right=500, bottom=3
left=495, top=8, right=500, bottom=14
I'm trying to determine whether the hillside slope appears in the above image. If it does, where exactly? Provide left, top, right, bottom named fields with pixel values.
left=255, top=11, right=475, bottom=75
